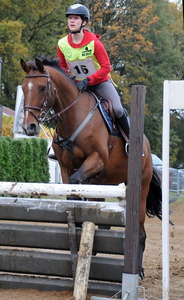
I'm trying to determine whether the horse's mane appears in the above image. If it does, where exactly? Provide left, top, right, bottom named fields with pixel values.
left=28, top=56, right=68, bottom=77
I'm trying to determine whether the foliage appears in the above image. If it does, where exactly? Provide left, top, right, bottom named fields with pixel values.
left=30, top=138, right=43, bottom=183
left=38, top=125, right=55, bottom=139
left=0, top=137, right=50, bottom=182
left=39, top=138, right=50, bottom=183
left=80, top=0, right=158, bottom=107
left=0, top=19, right=28, bottom=108
left=170, top=110, right=184, bottom=167
left=144, top=0, right=184, bottom=160
left=2, top=115, right=14, bottom=137
left=24, top=138, right=35, bottom=182
left=0, top=0, right=73, bottom=109
left=1, top=116, right=51, bottom=182
left=2, top=115, right=54, bottom=139
left=0, top=136, right=12, bottom=181
left=11, top=138, right=26, bottom=181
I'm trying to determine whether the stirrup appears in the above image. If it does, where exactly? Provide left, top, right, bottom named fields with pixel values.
left=125, top=143, right=129, bottom=155
left=125, top=143, right=145, bottom=157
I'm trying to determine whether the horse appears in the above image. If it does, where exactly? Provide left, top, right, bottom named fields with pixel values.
left=20, top=57, right=162, bottom=279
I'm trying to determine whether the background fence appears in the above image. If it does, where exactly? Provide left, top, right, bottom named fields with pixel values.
left=158, top=168, right=184, bottom=194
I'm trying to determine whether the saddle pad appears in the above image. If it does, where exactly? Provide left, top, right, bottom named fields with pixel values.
left=99, top=99, right=121, bottom=137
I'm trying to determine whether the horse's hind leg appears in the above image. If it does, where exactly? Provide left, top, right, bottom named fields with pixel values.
left=139, top=225, right=146, bottom=279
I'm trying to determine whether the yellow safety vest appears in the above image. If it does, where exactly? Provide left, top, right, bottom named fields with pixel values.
left=58, top=36, right=101, bottom=81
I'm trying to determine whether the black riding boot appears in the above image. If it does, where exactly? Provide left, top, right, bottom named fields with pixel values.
left=116, top=114, right=130, bottom=154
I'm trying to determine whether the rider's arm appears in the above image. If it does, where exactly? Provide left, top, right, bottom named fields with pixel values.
left=57, top=46, right=69, bottom=74
left=87, top=39, right=111, bottom=85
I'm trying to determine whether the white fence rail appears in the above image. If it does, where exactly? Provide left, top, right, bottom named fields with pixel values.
left=0, top=182, right=126, bottom=199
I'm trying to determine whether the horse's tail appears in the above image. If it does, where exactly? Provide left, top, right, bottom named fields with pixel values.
left=146, top=167, right=162, bottom=220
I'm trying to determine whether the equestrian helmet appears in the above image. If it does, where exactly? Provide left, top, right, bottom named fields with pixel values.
left=65, top=4, right=90, bottom=21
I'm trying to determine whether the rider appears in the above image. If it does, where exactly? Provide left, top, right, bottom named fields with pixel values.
left=57, top=3, right=130, bottom=145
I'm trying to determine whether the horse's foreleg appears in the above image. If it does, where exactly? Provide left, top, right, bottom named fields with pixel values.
left=69, top=151, right=106, bottom=184
left=58, top=167, right=68, bottom=183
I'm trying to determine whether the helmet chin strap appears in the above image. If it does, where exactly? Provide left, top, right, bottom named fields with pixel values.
left=70, top=20, right=85, bottom=34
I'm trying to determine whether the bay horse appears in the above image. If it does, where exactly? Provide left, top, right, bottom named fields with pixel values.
left=20, top=57, right=162, bottom=279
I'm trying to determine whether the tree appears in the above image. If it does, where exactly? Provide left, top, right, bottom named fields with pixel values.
left=0, top=20, right=28, bottom=108
left=144, top=0, right=184, bottom=160
left=0, top=0, right=73, bottom=109
left=170, top=110, right=184, bottom=167
left=79, top=0, right=159, bottom=111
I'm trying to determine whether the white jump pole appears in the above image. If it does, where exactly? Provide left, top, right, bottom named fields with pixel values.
left=0, top=182, right=126, bottom=199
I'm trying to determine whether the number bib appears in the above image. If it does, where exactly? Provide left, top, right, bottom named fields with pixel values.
left=67, top=58, right=97, bottom=80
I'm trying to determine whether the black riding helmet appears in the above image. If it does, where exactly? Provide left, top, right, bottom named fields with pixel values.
left=65, top=4, right=90, bottom=22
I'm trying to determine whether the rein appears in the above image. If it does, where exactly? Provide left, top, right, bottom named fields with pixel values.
left=44, top=97, right=79, bottom=123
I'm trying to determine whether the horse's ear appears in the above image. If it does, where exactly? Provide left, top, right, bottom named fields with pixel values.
left=20, top=59, right=31, bottom=73
left=35, top=57, right=45, bottom=73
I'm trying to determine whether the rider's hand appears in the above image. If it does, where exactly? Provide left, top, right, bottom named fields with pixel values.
left=76, top=78, right=90, bottom=92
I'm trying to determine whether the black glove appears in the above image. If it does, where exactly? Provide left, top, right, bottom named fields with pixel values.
left=76, top=78, right=90, bottom=92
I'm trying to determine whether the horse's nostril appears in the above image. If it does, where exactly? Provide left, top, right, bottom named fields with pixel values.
left=28, top=123, right=38, bottom=136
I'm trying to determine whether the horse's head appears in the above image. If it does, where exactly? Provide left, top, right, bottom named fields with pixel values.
left=20, top=57, right=56, bottom=136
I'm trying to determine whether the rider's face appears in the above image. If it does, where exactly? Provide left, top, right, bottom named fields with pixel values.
left=67, top=15, right=83, bottom=32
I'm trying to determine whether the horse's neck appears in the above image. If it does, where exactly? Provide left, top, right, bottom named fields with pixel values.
left=52, top=72, right=78, bottom=111
left=51, top=72, right=81, bottom=135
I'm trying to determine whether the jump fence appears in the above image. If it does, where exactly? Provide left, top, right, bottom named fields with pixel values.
left=0, top=182, right=126, bottom=297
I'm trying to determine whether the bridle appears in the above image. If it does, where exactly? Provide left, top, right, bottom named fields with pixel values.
left=24, top=69, right=79, bottom=124
left=24, top=69, right=53, bottom=123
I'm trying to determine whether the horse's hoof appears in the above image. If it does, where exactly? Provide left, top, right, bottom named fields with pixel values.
left=139, top=268, right=145, bottom=280
left=69, top=178, right=80, bottom=184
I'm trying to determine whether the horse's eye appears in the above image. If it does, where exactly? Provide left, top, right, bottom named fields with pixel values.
left=39, top=86, right=47, bottom=93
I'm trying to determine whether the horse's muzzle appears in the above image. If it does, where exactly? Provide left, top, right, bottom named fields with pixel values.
left=22, top=123, right=39, bottom=136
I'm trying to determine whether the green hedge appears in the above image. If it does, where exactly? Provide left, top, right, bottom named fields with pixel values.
left=0, top=137, right=50, bottom=183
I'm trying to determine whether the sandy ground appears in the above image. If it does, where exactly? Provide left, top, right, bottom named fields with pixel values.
left=0, top=197, right=183, bottom=300
left=140, top=197, right=184, bottom=300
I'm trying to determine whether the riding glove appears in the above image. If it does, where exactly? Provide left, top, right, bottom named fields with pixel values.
left=76, top=78, right=90, bottom=92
